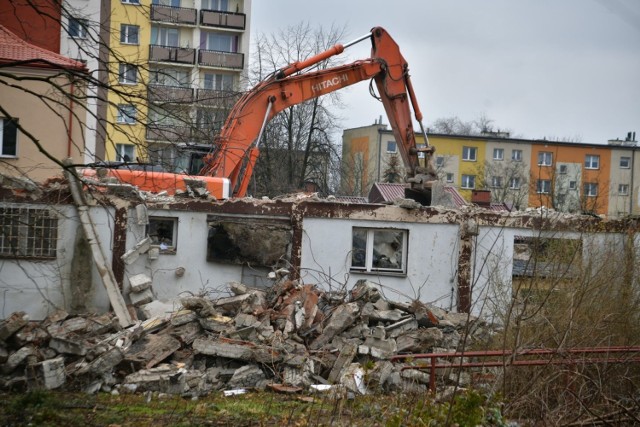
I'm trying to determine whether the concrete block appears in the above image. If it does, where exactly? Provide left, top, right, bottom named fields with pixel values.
left=0, top=311, right=29, bottom=340
left=50, top=336, right=87, bottom=356
left=199, top=314, right=233, bottom=332
left=169, top=310, right=197, bottom=326
left=227, top=364, right=266, bottom=389
left=3, top=346, right=36, bottom=373
left=130, top=287, right=154, bottom=307
left=396, top=328, right=444, bottom=353
left=129, top=274, right=152, bottom=292
left=310, top=303, right=360, bottom=350
left=192, top=338, right=253, bottom=361
left=35, top=357, right=66, bottom=390
left=77, top=347, right=124, bottom=376
left=328, top=342, right=357, bottom=384
left=386, top=318, right=418, bottom=338
left=140, top=300, right=175, bottom=320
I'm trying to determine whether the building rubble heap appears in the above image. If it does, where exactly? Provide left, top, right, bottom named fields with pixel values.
left=0, top=278, right=493, bottom=396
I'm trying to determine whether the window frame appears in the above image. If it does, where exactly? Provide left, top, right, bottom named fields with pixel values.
left=68, top=17, right=89, bottom=39
left=493, top=148, right=504, bottom=161
left=435, top=155, right=444, bottom=167
left=491, top=176, right=503, bottom=188
left=115, top=143, right=135, bottom=162
left=118, top=63, right=138, bottom=85
left=445, top=172, right=454, bottom=183
left=0, top=207, right=58, bottom=259
left=461, top=174, right=476, bottom=189
left=538, top=151, right=553, bottom=166
left=569, top=180, right=577, bottom=190
left=122, top=0, right=141, bottom=4
left=620, top=156, right=631, bottom=169
left=386, top=141, right=397, bottom=154
left=585, top=154, right=600, bottom=170
left=462, top=146, right=477, bottom=162
left=536, top=179, right=551, bottom=194
left=512, top=149, right=523, bottom=161
left=116, top=104, right=137, bottom=124
left=583, top=182, right=598, bottom=197
left=0, top=118, right=18, bottom=157
left=619, top=184, right=630, bottom=196
left=509, top=177, right=521, bottom=190
left=151, top=25, right=179, bottom=47
left=559, top=164, right=568, bottom=174
left=120, top=24, right=140, bottom=45
left=147, top=217, right=179, bottom=254
left=350, top=227, right=408, bottom=276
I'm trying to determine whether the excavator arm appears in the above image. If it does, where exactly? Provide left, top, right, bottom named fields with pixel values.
left=201, top=26, right=437, bottom=201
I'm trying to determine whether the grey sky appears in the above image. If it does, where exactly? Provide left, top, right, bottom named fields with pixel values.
left=250, top=0, right=639, bottom=144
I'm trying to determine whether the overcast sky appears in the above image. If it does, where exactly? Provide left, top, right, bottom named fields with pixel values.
left=250, top=0, right=639, bottom=144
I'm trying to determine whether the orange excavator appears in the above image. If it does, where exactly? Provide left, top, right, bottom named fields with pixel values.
left=84, top=27, right=437, bottom=204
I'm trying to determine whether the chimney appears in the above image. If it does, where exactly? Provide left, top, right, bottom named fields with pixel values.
left=471, top=190, right=492, bottom=207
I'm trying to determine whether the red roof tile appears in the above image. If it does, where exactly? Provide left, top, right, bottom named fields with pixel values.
left=0, top=25, right=86, bottom=71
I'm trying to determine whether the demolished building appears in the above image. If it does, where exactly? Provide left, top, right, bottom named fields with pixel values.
left=2, top=176, right=638, bottom=322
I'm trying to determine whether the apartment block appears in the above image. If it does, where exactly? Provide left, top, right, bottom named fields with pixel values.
left=342, top=124, right=639, bottom=217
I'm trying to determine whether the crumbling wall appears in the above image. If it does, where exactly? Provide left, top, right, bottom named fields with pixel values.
left=300, top=217, right=460, bottom=310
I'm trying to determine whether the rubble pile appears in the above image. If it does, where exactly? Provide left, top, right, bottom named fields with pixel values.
left=0, top=279, right=492, bottom=396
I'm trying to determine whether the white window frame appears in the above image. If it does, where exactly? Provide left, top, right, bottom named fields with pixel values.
left=538, top=152, right=552, bottom=166
left=491, top=176, right=502, bottom=188
left=0, top=118, right=18, bottom=157
left=203, top=72, right=233, bottom=91
left=68, top=17, right=89, bottom=39
left=153, top=0, right=181, bottom=6
left=446, top=173, right=454, bottom=183
left=122, top=0, right=140, bottom=4
left=116, top=104, right=137, bottom=124
left=536, top=179, right=551, bottom=194
left=435, top=156, right=445, bottom=167
left=512, top=149, right=523, bottom=161
left=583, top=182, right=598, bottom=197
left=509, top=177, right=521, bottom=190
left=462, top=146, right=477, bottom=162
left=386, top=141, right=397, bottom=153
left=152, top=68, right=190, bottom=87
left=151, top=26, right=179, bottom=47
left=147, top=217, right=179, bottom=253
left=118, top=63, right=138, bottom=85
left=115, top=143, right=135, bottom=162
left=493, top=148, right=504, bottom=161
left=619, top=184, right=630, bottom=196
left=585, top=154, right=600, bottom=170
left=461, top=174, right=476, bottom=189
left=569, top=180, right=577, bottom=190
left=620, top=157, right=631, bottom=168
left=351, top=227, right=407, bottom=275
left=204, top=32, right=237, bottom=52
left=120, top=24, right=139, bottom=45
left=202, top=0, right=228, bottom=11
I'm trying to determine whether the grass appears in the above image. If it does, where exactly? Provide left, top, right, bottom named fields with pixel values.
left=0, top=388, right=507, bottom=426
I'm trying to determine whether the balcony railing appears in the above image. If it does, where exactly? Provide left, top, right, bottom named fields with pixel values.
left=148, top=85, right=195, bottom=103
left=198, top=49, right=243, bottom=69
left=151, top=4, right=197, bottom=25
left=200, top=10, right=246, bottom=30
left=196, top=88, right=241, bottom=106
left=146, top=125, right=192, bottom=143
left=149, top=45, right=196, bottom=65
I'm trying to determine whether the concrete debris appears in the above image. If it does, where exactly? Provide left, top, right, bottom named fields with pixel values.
left=0, top=279, right=493, bottom=396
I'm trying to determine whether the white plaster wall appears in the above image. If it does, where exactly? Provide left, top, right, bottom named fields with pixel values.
left=300, top=218, right=460, bottom=311
left=123, top=209, right=243, bottom=304
left=0, top=205, right=76, bottom=319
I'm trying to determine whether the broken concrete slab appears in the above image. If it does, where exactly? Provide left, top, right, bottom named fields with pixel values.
left=3, top=346, right=36, bottom=373
left=199, top=314, right=233, bottom=333
left=350, top=280, right=381, bottom=303
left=28, top=357, right=65, bottom=390
left=139, top=300, right=175, bottom=320
left=214, top=293, right=253, bottom=314
left=75, top=347, right=124, bottom=376
left=227, top=364, right=266, bottom=389
left=193, top=338, right=253, bottom=361
left=180, top=297, right=216, bottom=318
left=385, top=318, right=418, bottom=339
left=124, top=333, right=181, bottom=370
left=0, top=312, right=29, bottom=340
left=121, top=237, right=152, bottom=265
left=122, top=365, right=188, bottom=395
left=49, top=336, right=87, bottom=356
left=169, top=310, right=197, bottom=326
left=129, top=274, right=152, bottom=293
left=396, top=328, right=444, bottom=353
left=310, top=303, right=360, bottom=350
left=328, top=342, right=357, bottom=384
left=129, top=288, right=154, bottom=307
left=13, top=323, right=50, bottom=347
left=359, top=336, right=397, bottom=359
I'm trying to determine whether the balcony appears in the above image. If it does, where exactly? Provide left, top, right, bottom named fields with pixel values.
left=200, top=10, right=246, bottom=30
left=149, top=45, right=196, bottom=65
left=146, top=125, right=192, bottom=143
left=151, top=4, right=197, bottom=25
left=148, top=85, right=195, bottom=104
left=198, top=50, right=243, bottom=69
left=196, top=88, right=241, bottom=107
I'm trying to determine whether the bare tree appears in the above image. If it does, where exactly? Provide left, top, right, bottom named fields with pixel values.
left=477, top=159, right=530, bottom=209
left=430, top=114, right=512, bottom=137
left=382, top=154, right=403, bottom=183
left=248, top=23, right=346, bottom=197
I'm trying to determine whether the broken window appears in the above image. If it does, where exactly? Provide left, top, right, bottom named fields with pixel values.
left=351, top=227, right=407, bottom=275
left=207, top=216, right=292, bottom=267
left=0, top=207, right=58, bottom=258
left=147, top=217, right=178, bottom=253
left=512, top=236, right=582, bottom=279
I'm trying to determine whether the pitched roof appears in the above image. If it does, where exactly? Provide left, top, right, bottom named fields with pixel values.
left=0, top=24, right=87, bottom=72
